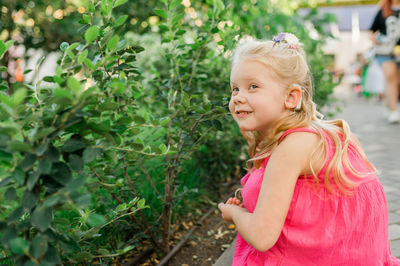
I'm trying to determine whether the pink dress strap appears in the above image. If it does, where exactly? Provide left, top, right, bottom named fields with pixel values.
left=278, top=127, right=318, bottom=144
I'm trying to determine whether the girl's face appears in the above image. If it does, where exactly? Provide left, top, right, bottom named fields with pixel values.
left=229, top=59, right=288, bottom=136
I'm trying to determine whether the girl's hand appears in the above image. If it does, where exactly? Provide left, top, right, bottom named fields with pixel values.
left=226, top=197, right=245, bottom=208
left=218, top=201, right=246, bottom=223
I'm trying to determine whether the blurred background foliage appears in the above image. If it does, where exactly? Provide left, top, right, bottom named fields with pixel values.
left=0, top=0, right=337, bottom=264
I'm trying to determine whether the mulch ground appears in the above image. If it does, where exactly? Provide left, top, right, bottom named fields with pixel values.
left=115, top=178, right=241, bottom=266
left=139, top=209, right=236, bottom=266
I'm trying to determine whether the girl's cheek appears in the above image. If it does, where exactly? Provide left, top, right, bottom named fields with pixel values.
left=228, top=99, right=236, bottom=118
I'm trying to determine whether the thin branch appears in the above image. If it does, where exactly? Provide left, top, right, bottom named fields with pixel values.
left=138, top=164, right=161, bottom=196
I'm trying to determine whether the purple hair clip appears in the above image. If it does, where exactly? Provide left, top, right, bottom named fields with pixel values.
left=272, top=32, right=300, bottom=49
left=272, top=33, right=286, bottom=44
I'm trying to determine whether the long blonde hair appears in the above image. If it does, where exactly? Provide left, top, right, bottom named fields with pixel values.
left=231, top=38, right=376, bottom=194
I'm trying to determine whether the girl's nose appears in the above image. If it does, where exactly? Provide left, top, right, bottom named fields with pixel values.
left=233, top=93, right=246, bottom=104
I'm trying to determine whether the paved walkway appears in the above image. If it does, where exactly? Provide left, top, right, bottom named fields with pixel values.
left=214, top=91, right=400, bottom=265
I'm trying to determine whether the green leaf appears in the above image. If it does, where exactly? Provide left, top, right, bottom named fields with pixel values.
left=89, top=3, right=95, bottom=12
left=43, top=76, right=54, bottom=82
left=50, top=162, right=72, bottom=185
left=82, top=14, right=91, bottom=24
left=5, top=187, right=17, bottom=201
left=0, top=41, right=6, bottom=59
left=131, top=143, right=144, bottom=151
left=0, top=93, right=13, bottom=107
left=77, top=49, right=88, bottom=64
left=9, top=141, right=31, bottom=152
left=85, top=26, right=99, bottom=43
left=38, top=158, right=52, bottom=174
left=115, top=15, right=128, bottom=27
left=1, top=226, right=17, bottom=247
left=36, top=55, right=46, bottom=66
left=160, top=117, right=171, bottom=126
left=83, top=58, right=95, bottom=69
left=154, top=9, right=167, bottom=19
left=98, top=248, right=110, bottom=255
left=0, top=176, right=12, bottom=188
left=114, top=0, right=128, bottom=7
left=65, top=175, right=86, bottom=191
left=27, top=170, right=40, bottom=191
left=30, top=234, right=48, bottom=259
left=83, top=148, right=100, bottom=163
left=87, top=213, right=105, bottom=227
left=67, top=76, right=81, bottom=94
left=19, top=153, right=36, bottom=171
left=34, top=127, right=55, bottom=141
left=170, top=0, right=181, bottom=9
left=0, top=40, right=15, bottom=60
left=54, top=88, right=74, bottom=100
left=42, top=194, right=62, bottom=208
left=12, top=88, right=26, bottom=106
left=133, top=115, right=145, bottom=124
left=137, top=198, right=146, bottom=209
left=9, top=237, right=29, bottom=254
left=75, top=251, right=94, bottom=262
left=63, top=139, right=85, bottom=152
left=12, top=168, right=25, bottom=185
left=53, top=75, right=64, bottom=84
left=7, top=206, right=24, bottom=223
left=45, top=146, right=60, bottom=162
left=89, top=121, right=110, bottom=133
left=43, top=245, right=61, bottom=264
left=75, top=194, right=91, bottom=207
left=159, top=144, right=167, bottom=154
left=69, top=154, right=83, bottom=172
left=31, top=206, right=53, bottom=232
left=107, top=35, right=119, bottom=51
left=22, top=190, right=37, bottom=210
left=117, top=245, right=134, bottom=255
left=0, top=66, right=8, bottom=72
left=116, top=203, right=127, bottom=212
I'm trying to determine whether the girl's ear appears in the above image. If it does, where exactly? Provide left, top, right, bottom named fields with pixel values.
left=284, top=85, right=302, bottom=110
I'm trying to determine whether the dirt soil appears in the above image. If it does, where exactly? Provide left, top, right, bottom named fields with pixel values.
left=136, top=179, right=241, bottom=266
left=140, top=209, right=237, bottom=266
left=167, top=210, right=236, bottom=266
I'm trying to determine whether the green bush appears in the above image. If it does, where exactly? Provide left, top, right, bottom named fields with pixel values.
left=0, top=0, right=337, bottom=264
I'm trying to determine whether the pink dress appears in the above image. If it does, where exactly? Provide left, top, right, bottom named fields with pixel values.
left=233, top=128, right=400, bottom=266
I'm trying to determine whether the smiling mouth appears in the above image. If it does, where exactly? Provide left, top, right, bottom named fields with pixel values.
left=236, top=111, right=253, bottom=118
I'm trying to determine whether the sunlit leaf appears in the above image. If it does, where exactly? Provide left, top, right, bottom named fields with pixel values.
left=114, top=0, right=128, bottom=7
left=85, top=26, right=99, bottom=43
left=115, top=15, right=128, bottom=27
left=154, top=9, right=167, bottom=19
left=107, top=35, right=119, bottom=51
left=67, top=76, right=81, bottom=94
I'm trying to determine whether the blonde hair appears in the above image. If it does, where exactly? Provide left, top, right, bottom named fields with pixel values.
left=231, top=38, right=376, bottom=194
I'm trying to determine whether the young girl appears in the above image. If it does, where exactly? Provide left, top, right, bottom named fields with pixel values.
left=218, top=33, right=400, bottom=265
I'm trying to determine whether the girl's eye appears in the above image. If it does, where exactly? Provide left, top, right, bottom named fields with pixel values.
left=232, top=87, right=239, bottom=92
left=249, top=84, right=258, bottom=90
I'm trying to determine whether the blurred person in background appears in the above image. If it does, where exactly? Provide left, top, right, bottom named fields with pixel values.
left=370, top=0, right=400, bottom=124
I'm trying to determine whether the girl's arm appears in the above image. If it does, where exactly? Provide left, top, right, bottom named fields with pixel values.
left=219, top=131, right=320, bottom=251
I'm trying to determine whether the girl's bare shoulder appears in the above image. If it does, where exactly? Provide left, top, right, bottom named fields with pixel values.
left=277, top=131, right=324, bottom=175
